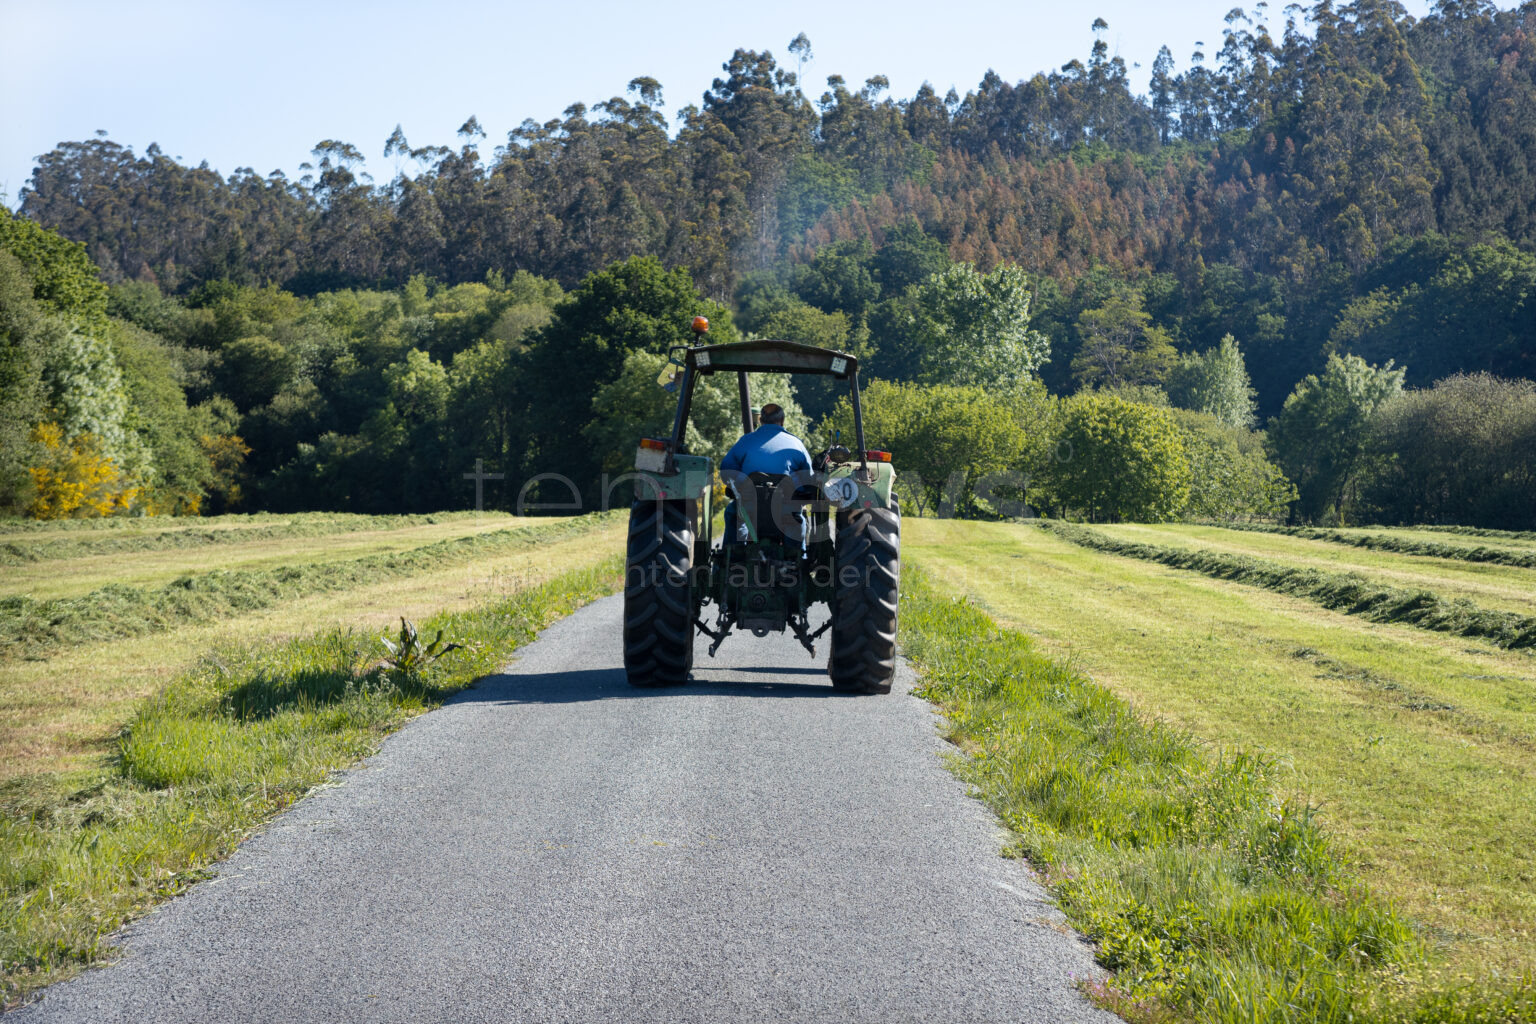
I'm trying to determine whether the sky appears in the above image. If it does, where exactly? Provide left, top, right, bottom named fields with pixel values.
left=2, top=0, right=1444, bottom=210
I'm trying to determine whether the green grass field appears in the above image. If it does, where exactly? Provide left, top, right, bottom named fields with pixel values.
left=0, top=512, right=624, bottom=783
left=905, top=518, right=1536, bottom=982
left=4, top=509, right=1532, bottom=1018
left=0, top=510, right=625, bottom=1003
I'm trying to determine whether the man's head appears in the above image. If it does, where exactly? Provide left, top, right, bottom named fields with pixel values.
left=760, top=403, right=785, bottom=427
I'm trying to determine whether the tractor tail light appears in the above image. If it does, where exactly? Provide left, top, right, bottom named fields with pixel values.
left=639, top=438, right=670, bottom=452
left=864, top=450, right=892, bottom=463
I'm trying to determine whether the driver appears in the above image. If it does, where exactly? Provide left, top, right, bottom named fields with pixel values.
left=721, top=403, right=811, bottom=543
left=721, top=403, right=810, bottom=476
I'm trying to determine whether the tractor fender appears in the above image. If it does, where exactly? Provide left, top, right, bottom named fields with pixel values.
left=823, top=461, right=896, bottom=511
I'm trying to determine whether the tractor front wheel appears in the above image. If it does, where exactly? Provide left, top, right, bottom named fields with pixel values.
left=828, top=505, right=900, bottom=694
left=623, top=500, right=695, bottom=686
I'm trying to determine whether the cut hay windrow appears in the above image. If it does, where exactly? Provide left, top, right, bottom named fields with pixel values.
left=1213, top=522, right=1536, bottom=568
left=1413, top=524, right=1536, bottom=544
left=0, top=514, right=614, bottom=662
left=0, top=511, right=501, bottom=566
left=1040, top=521, right=1536, bottom=650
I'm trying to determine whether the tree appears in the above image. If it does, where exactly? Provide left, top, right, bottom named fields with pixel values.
left=0, top=251, right=46, bottom=509
left=1268, top=354, right=1405, bottom=522
left=793, top=240, right=879, bottom=319
left=111, top=321, right=219, bottom=514
left=0, top=207, right=110, bottom=331
left=517, top=256, right=733, bottom=501
left=817, top=380, right=1024, bottom=516
left=585, top=350, right=804, bottom=478
left=871, top=218, right=951, bottom=297
left=899, top=262, right=1050, bottom=387
left=1049, top=393, right=1191, bottom=522
left=216, top=335, right=298, bottom=411
left=1362, top=373, right=1536, bottom=529
left=1165, top=334, right=1257, bottom=428
left=1172, top=409, right=1296, bottom=521
left=26, top=422, right=139, bottom=518
left=1071, top=292, right=1177, bottom=390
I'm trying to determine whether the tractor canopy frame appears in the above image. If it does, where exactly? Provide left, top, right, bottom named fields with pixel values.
left=666, top=340, right=867, bottom=470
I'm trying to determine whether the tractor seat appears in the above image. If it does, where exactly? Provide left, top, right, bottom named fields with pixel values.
left=742, top=472, right=789, bottom=540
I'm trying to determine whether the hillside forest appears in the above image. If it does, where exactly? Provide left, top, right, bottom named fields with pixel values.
left=2, top=0, right=1535, bottom=527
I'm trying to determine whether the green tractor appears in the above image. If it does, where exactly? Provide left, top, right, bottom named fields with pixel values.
left=623, top=322, right=900, bottom=694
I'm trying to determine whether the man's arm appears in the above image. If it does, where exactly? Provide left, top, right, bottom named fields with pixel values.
left=786, top=433, right=813, bottom=472
left=721, top=436, right=747, bottom=473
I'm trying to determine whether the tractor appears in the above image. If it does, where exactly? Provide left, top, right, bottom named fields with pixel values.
left=623, top=319, right=900, bottom=694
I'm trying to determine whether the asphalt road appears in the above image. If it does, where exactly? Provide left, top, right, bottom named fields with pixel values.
left=16, top=595, right=1114, bottom=1023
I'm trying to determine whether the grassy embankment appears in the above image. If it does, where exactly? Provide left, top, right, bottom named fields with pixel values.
left=903, top=518, right=1534, bottom=1021
left=1, top=511, right=625, bottom=1004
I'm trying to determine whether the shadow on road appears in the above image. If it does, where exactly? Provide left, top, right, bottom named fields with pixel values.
left=456, top=665, right=856, bottom=704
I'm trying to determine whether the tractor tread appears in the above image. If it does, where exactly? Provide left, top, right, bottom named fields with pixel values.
left=828, top=505, right=900, bottom=694
left=623, top=500, right=695, bottom=686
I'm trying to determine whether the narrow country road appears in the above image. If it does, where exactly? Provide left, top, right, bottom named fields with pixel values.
left=16, top=596, right=1114, bottom=1023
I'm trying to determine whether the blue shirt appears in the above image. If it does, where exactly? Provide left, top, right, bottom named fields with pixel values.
left=720, top=424, right=811, bottom=477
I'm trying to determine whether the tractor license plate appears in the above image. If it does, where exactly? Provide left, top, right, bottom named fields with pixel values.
left=635, top=446, right=668, bottom=473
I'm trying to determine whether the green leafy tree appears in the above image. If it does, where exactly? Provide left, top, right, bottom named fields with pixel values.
left=0, top=208, right=109, bottom=331
left=871, top=218, right=950, bottom=297
left=793, top=240, right=879, bottom=320
left=517, top=256, right=733, bottom=500
left=37, top=318, right=147, bottom=475
left=1165, top=334, right=1257, bottom=428
left=216, top=335, right=298, bottom=411
left=585, top=350, right=804, bottom=479
left=0, top=251, right=47, bottom=508
left=1362, top=373, right=1536, bottom=530
left=1268, top=354, right=1405, bottom=522
left=1172, top=409, right=1296, bottom=521
left=110, top=321, right=219, bottom=514
left=818, top=379, right=1023, bottom=516
left=1049, top=393, right=1191, bottom=522
left=747, top=298, right=863, bottom=421
left=1071, top=292, right=1177, bottom=390
left=899, top=262, right=1050, bottom=387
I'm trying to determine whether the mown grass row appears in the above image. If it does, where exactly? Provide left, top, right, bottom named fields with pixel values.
left=1040, top=521, right=1536, bottom=650
left=0, top=554, right=623, bottom=1007
left=0, top=510, right=476, bottom=535
left=901, top=566, right=1534, bottom=1024
left=0, top=514, right=613, bottom=662
left=1415, top=524, right=1536, bottom=545
left=0, top=511, right=499, bottom=566
left=1217, top=523, right=1536, bottom=568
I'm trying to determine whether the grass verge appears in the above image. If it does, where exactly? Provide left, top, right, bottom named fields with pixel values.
left=0, top=553, right=622, bottom=1007
left=1041, top=521, right=1536, bottom=650
left=901, top=564, right=1535, bottom=1023
left=0, top=511, right=500, bottom=566
left=1219, top=524, right=1536, bottom=569
left=0, top=514, right=612, bottom=662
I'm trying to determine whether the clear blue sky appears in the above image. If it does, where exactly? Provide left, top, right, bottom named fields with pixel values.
left=3, top=0, right=1441, bottom=209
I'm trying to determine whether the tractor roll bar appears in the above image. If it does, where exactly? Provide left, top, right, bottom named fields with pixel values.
left=850, top=370, right=868, bottom=470
left=667, top=340, right=868, bottom=466
left=737, top=371, right=753, bottom=436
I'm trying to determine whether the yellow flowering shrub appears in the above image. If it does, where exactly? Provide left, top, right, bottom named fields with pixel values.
left=26, top=422, right=141, bottom=519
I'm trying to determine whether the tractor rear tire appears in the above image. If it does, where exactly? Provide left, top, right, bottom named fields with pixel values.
left=828, top=505, right=900, bottom=694
left=624, top=500, right=695, bottom=686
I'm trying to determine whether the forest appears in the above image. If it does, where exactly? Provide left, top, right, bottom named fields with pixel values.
left=2, top=0, right=1534, bottom=526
